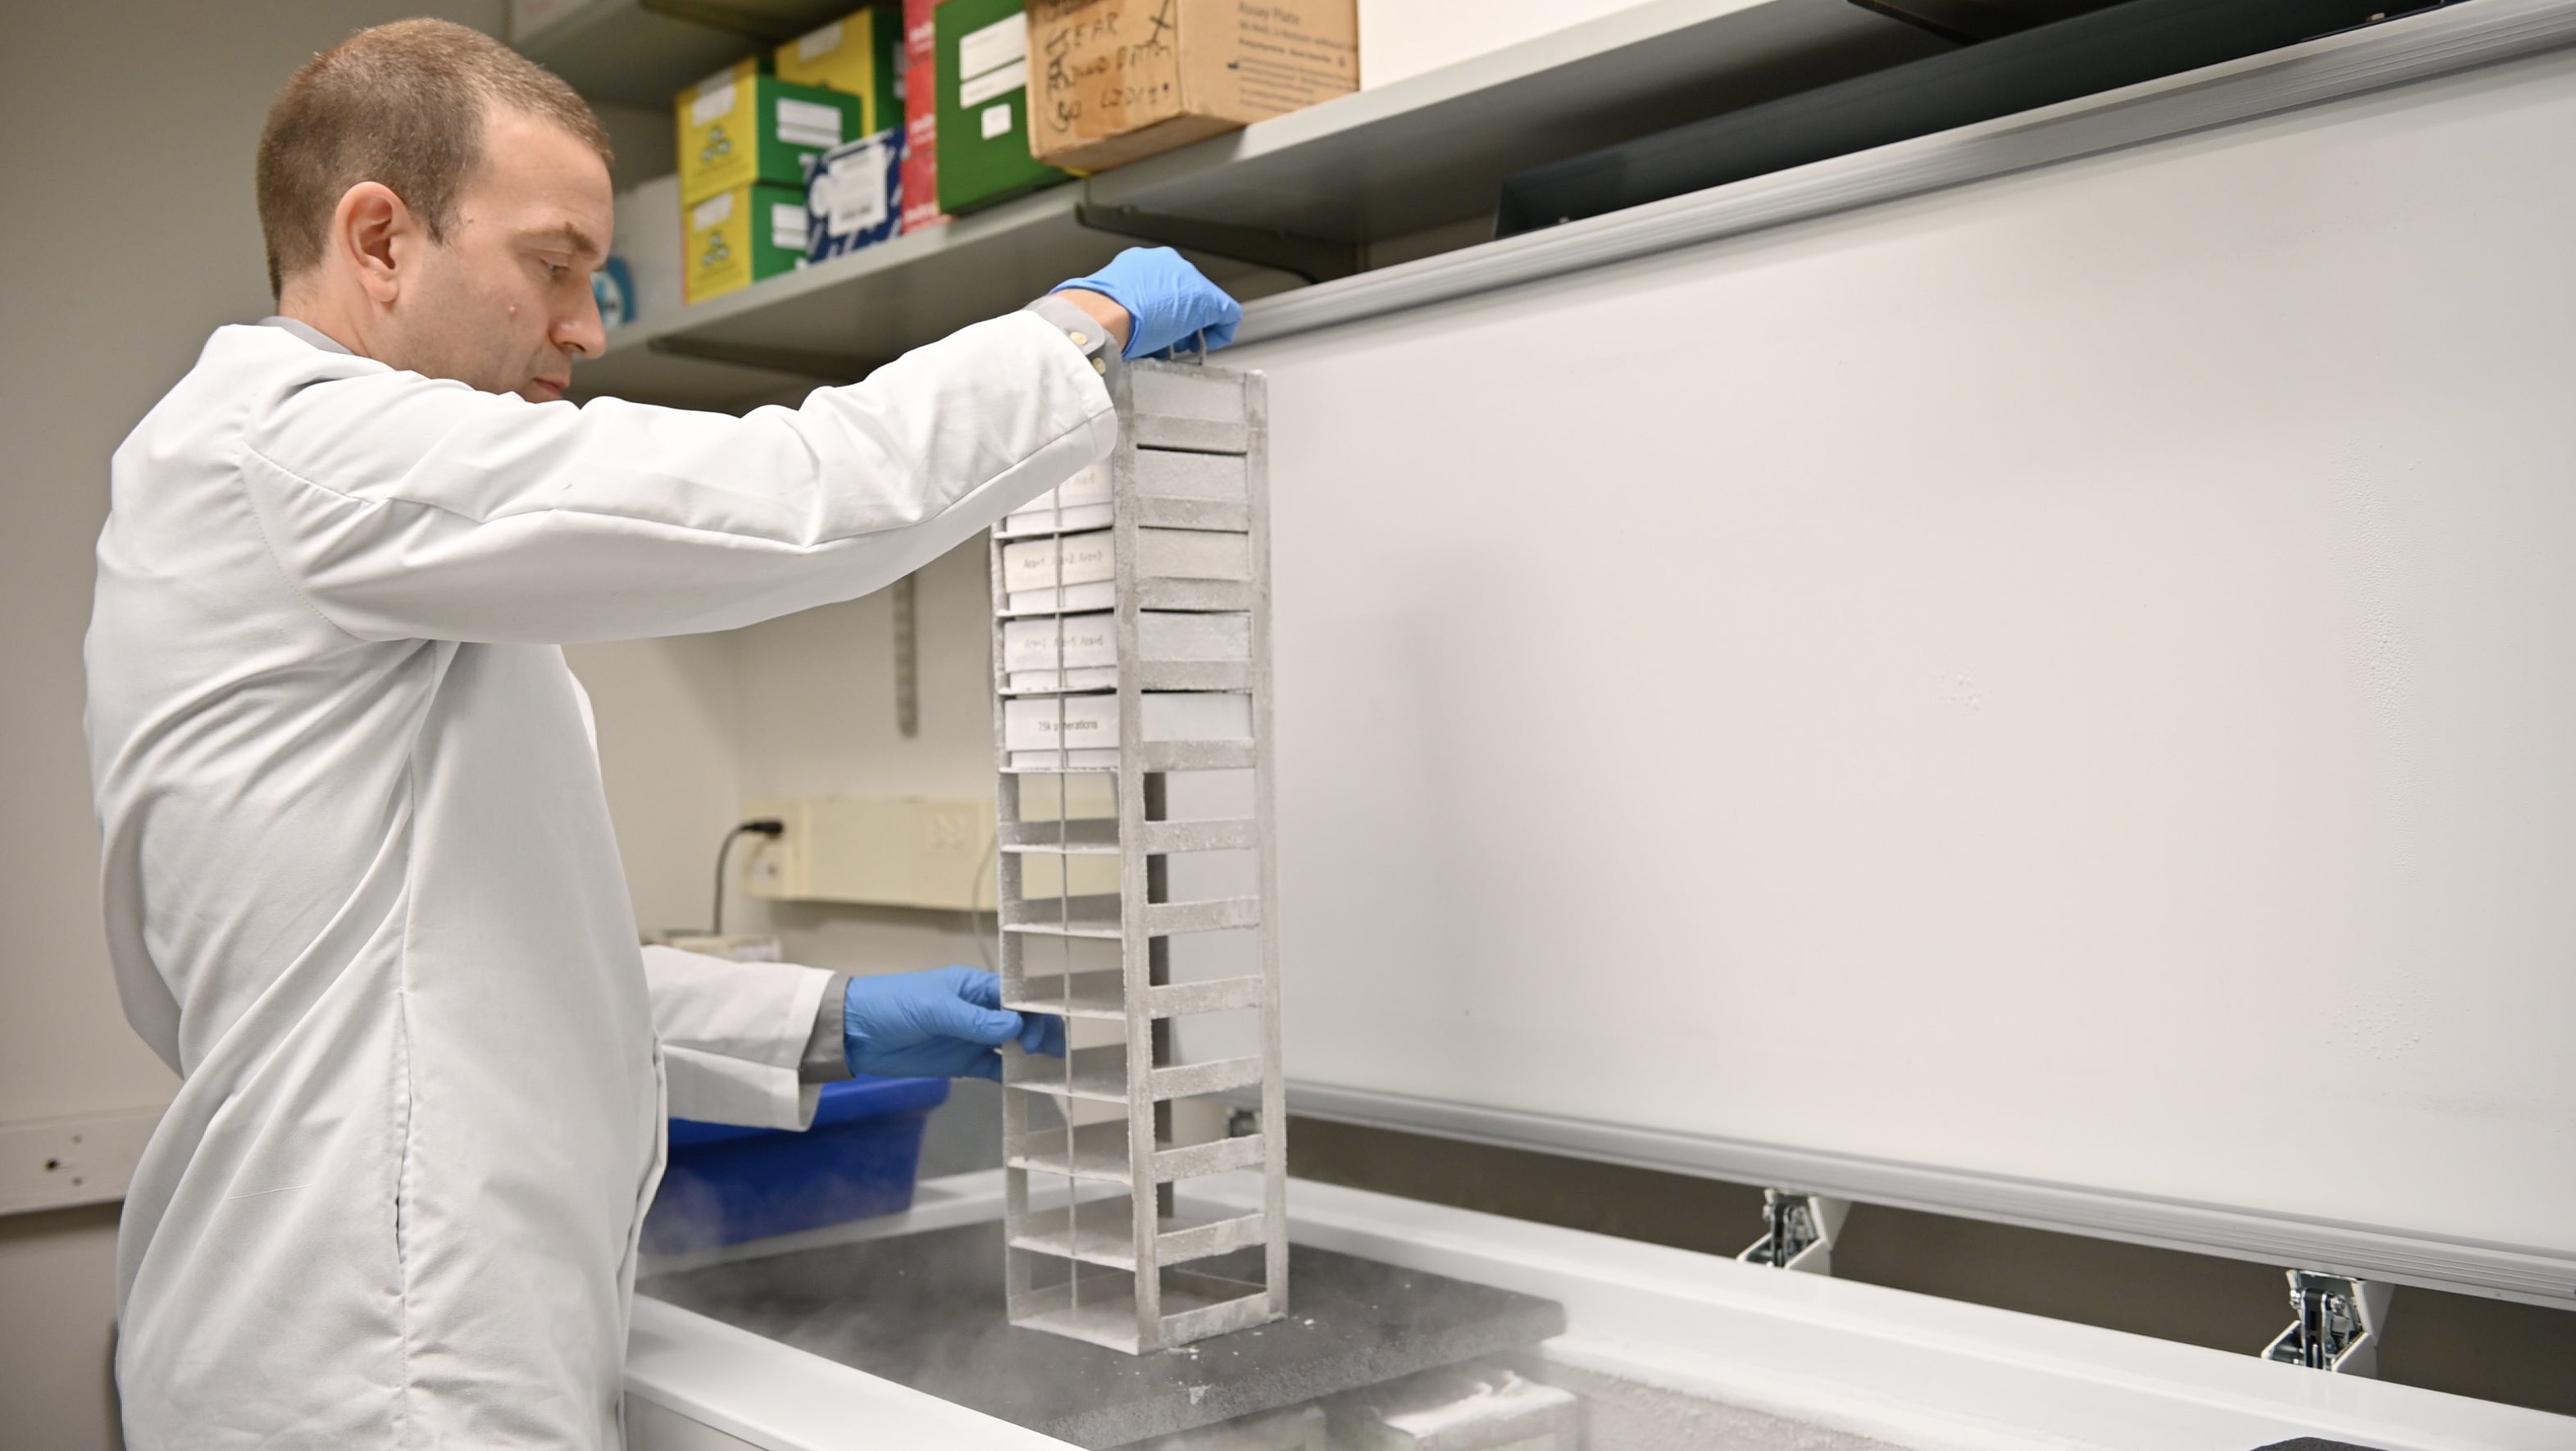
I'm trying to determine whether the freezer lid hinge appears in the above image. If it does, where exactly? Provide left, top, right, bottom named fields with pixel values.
left=1738, top=1189, right=1850, bottom=1274
left=2260, top=1270, right=2394, bottom=1376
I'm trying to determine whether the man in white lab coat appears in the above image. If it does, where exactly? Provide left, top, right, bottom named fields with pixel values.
left=84, top=20, right=1240, bottom=1449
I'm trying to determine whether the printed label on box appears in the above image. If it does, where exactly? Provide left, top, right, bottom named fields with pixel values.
left=772, top=202, right=809, bottom=249
left=691, top=83, right=737, bottom=125
left=981, top=102, right=1013, bottom=139
left=693, top=190, right=734, bottom=229
left=960, top=12, right=1027, bottom=81
left=960, top=57, right=1027, bottom=109
left=824, top=140, right=892, bottom=232
left=776, top=97, right=846, bottom=148
left=799, top=19, right=843, bottom=61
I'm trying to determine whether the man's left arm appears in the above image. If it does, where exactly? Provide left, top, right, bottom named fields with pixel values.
left=644, top=945, right=840, bottom=1128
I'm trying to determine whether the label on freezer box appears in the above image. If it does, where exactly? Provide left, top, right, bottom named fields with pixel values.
left=1004, top=611, right=1250, bottom=675
left=997, top=503, right=1114, bottom=539
left=1004, top=613, right=1117, bottom=673
left=1016, top=462, right=1113, bottom=513
left=1005, top=582, right=1116, bottom=614
left=1002, top=693, right=1252, bottom=752
left=999, top=529, right=1254, bottom=596
left=691, top=190, right=734, bottom=230
left=1001, top=530, right=1114, bottom=592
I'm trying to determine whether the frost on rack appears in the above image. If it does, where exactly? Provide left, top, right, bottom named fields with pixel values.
left=988, top=359, right=1286, bottom=1353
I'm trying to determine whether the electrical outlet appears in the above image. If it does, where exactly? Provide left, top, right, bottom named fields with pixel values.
left=740, top=798, right=997, bottom=910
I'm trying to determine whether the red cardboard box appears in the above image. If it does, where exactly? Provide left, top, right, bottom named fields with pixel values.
left=902, top=0, right=949, bottom=233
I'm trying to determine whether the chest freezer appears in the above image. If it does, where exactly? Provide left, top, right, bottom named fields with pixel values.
left=621, top=1170, right=2571, bottom=1451
left=626, top=2, right=2576, bottom=1445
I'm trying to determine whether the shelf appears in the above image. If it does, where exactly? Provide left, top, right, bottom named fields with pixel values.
left=573, top=187, right=1120, bottom=408
left=514, top=0, right=851, bottom=110
left=560, top=0, right=1948, bottom=410
left=1085, top=0, right=1944, bottom=245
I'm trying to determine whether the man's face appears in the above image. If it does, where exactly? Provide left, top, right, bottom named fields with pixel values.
left=393, top=105, right=612, bottom=401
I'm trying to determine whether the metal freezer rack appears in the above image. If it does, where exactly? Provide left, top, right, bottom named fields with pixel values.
left=987, top=359, right=1286, bottom=1355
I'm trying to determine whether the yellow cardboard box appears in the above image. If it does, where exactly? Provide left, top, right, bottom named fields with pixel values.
left=676, top=65, right=863, bottom=204
left=1026, top=0, right=1357, bottom=171
left=775, top=6, right=907, bottom=134
left=682, top=181, right=809, bottom=304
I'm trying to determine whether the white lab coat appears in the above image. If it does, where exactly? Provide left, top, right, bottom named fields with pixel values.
left=85, top=313, right=1114, bottom=1449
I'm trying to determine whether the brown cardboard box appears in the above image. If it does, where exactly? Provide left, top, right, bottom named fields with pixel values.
left=1026, top=0, right=1357, bottom=171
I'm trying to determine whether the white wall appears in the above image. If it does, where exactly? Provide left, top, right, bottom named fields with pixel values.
left=575, top=539, right=1000, bottom=977
left=0, top=3, right=506, bottom=1444
left=1359, top=0, right=1662, bottom=87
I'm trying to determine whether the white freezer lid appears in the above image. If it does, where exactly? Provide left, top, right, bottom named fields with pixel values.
left=1224, top=0, right=2576, bottom=1308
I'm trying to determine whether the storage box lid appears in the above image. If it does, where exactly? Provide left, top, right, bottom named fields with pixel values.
left=667, top=1074, right=950, bottom=1152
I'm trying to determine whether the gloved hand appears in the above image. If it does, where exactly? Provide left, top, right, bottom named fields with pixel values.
left=843, top=966, right=1064, bottom=1082
left=1053, top=246, right=1244, bottom=360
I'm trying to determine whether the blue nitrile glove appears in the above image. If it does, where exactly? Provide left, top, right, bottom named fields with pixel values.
left=843, top=966, right=1065, bottom=1082
left=1052, top=246, right=1244, bottom=360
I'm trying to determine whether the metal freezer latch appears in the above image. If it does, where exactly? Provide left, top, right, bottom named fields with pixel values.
left=1738, top=1189, right=1850, bottom=1275
left=2261, top=1270, right=2394, bottom=1376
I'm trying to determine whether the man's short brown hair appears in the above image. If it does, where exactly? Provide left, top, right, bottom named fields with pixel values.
left=256, top=19, right=612, bottom=298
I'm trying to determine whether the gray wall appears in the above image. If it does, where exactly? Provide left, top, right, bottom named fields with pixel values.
left=0, top=4, right=506, bottom=1444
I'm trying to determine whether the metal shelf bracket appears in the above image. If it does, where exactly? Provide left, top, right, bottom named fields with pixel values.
left=1738, top=1189, right=1850, bottom=1275
left=2261, top=1270, right=2394, bottom=1376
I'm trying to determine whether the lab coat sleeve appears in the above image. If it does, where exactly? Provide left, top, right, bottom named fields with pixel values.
left=233, top=310, right=1115, bottom=644
left=644, top=945, right=835, bottom=1130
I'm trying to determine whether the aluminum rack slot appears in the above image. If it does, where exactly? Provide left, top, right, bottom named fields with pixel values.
left=1004, top=971, right=1128, bottom=1019
left=1134, top=579, right=1255, bottom=612
left=999, top=816, right=1266, bottom=856
left=1132, top=497, right=1252, bottom=531
left=1141, top=897, right=1264, bottom=935
left=1149, top=1056, right=1266, bottom=1100
left=1009, top=1201, right=1269, bottom=1271
left=1007, top=1122, right=1270, bottom=1185
left=999, top=817, right=1122, bottom=852
left=1002, top=893, right=1124, bottom=937
left=1006, top=1044, right=1130, bottom=1101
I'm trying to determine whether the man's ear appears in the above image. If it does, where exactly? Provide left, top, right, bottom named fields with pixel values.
left=333, top=182, right=412, bottom=307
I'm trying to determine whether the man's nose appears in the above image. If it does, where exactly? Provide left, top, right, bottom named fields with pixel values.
left=558, top=287, right=608, bottom=362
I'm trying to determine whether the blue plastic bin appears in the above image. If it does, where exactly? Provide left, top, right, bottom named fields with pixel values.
left=642, top=1075, right=949, bottom=1253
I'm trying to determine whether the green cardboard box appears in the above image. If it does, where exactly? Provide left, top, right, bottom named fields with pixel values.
left=678, top=72, right=867, bottom=205
left=934, top=0, right=1070, bottom=215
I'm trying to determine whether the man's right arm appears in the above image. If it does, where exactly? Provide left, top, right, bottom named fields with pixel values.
left=237, top=305, right=1112, bottom=646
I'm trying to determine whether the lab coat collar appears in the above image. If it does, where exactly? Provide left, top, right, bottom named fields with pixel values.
left=259, top=315, right=353, bottom=356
